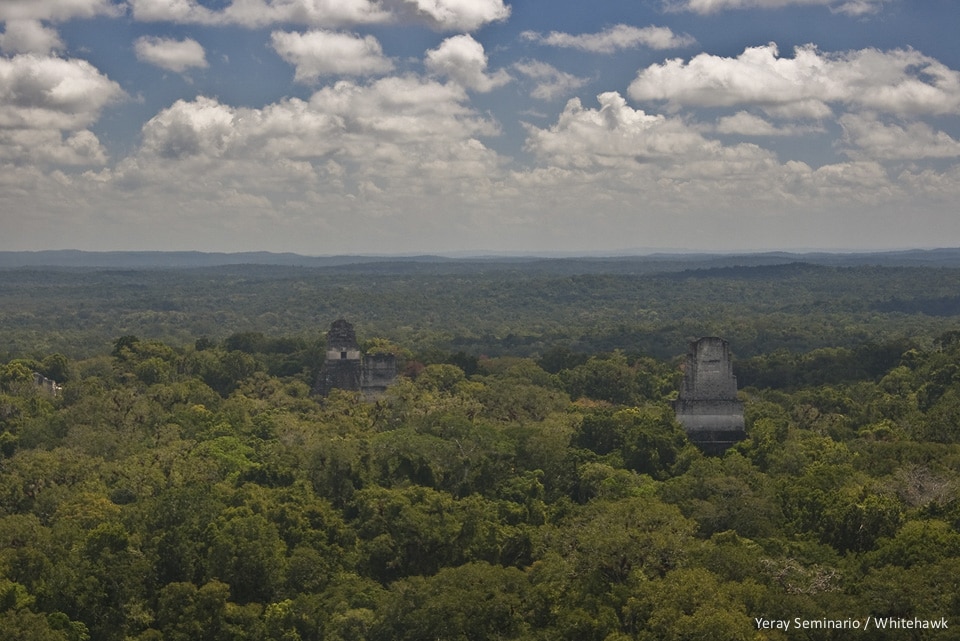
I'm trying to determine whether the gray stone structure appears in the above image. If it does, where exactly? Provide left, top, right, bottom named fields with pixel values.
left=313, top=319, right=397, bottom=399
left=33, top=372, right=62, bottom=396
left=362, top=353, right=399, bottom=399
left=674, top=337, right=745, bottom=454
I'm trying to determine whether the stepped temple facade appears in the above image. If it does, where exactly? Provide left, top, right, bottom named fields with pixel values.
left=313, top=319, right=397, bottom=400
left=674, top=337, right=746, bottom=454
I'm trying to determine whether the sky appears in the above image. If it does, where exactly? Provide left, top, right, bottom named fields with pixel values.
left=2, top=0, right=960, bottom=254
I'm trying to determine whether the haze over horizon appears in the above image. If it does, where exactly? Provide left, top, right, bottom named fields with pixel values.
left=2, top=0, right=959, bottom=254
left=5, top=246, right=960, bottom=258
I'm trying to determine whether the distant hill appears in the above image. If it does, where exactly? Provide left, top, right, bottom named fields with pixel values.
left=2, top=248, right=960, bottom=271
left=0, top=250, right=451, bottom=269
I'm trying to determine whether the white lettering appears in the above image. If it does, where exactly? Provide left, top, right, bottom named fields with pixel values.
left=755, top=618, right=790, bottom=631
left=873, top=617, right=949, bottom=629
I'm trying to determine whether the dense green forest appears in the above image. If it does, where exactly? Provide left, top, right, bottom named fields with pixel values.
left=3, top=258, right=960, bottom=639
left=4, top=259, right=960, bottom=360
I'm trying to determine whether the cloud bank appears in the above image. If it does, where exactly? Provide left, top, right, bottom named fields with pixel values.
left=128, top=0, right=510, bottom=30
left=628, top=43, right=960, bottom=118
left=3, top=0, right=960, bottom=253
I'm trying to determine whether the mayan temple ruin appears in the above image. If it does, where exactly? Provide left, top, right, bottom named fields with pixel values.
left=674, top=337, right=746, bottom=454
left=313, top=319, right=397, bottom=400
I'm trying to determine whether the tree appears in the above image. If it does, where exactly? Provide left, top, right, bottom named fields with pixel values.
left=205, top=508, right=288, bottom=604
left=370, top=563, right=529, bottom=641
left=561, top=352, right=641, bottom=405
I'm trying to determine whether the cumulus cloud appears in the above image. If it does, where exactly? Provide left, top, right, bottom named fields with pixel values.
left=140, top=96, right=238, bottom=159
left=664, top=0, right=887, bottom=16
left=520, top=92, right=905, bottom=212
left=399, top=0, right=510, bottom=31
left=524, top=91, right=732, bottom=169
left=8, top=79, right=960, bottom=254
left=0, top=19, right=63, bottom=54
left=0, top=54, right=124, bottom=130
left=425, top=35, right=510, bottom=92
left=128, top=0, right=217, bottom=24
left=839, top=113, right=960, bottom=160
left=0, top=0, right=121, bottom=21
left=513, top=60, right=587, bottom=100
left=83, top=77, right=507, bottom=247
left=136, top=77, right=500, bottom=185
left=307, top=76, right=500, bottom=145
left=129, top=0, right=509, bottom=30
left=628, top=43, right=960, bottom=118
left=135, top=36, right=208, bottom=72
left=515, top=93, right=939, bottom=250
left=0, top=54, right=122, bottom=166
left=271, top=30, right=392, bottom=81
left=520, top=24, right=695, bottom=53
left=0, top=128, right=107, bottom=165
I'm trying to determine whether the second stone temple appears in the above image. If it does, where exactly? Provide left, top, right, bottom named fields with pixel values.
left=674, top=337, right=746, bottom=454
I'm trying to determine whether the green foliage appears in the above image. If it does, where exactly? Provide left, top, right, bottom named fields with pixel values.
left=206, top=508, right=287, bottom=604
left=575, top=406, right=687, bottom=479
left=370, top=563, right=529, bottom=641
left=3, top=271, right=960, bottom=639
left=659, top=454, right=783, bottom=538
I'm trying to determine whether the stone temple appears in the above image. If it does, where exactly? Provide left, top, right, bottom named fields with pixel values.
left=313, top=319, right=397, bottom=400
left=674, top=337, right=746, bottom=454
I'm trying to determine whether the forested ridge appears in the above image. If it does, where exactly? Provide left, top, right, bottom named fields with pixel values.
left=2, top=261, right=960, bottom=639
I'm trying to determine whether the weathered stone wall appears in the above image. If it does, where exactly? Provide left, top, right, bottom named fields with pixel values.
left=678, top=337, right=739, bottom=401
left=362, top=353, right=398, bottom=400
left=315, top=359, right=362, bottom=396
left=33, top=372, right=62, bottom=396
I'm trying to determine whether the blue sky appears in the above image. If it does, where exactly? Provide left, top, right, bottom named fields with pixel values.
left=2, top=0, right=960, bottom=254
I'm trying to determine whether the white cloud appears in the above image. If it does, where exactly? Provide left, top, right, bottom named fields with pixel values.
left=0, top=54, right=122, bottom=167
left=714, top=111, right=824, bottom=136
left=839, top=113, right=960, bottom=160
left=306, top=76, right=501, bottom=149
left=513, top=60, right=587, bottom=101
left=128, top=0, right=218, bottom=24
left=6, top=76, right=960, bottom=253
left=0, top=128, right=107, bottom=165
left=0, top=0, right=121, bottom=21
left=520, top=24, right=695, bottom=53
left=0, top=54, right=124, bottom=130
left=524, top=92, right=727, bottom=168
left=0, top=19, right=64, bottom=54
left=135, top=36, right=208, bottom=72
left=399, top=0, right=510, bottom=31
left=131, top=76, right=501, bottom=204
left=140, top=96, right=238, bottom=159
left=67, top=78, right=508, bottom=248
left=425, top=34, right=510, bottom=92
left=664, top=0, right=886, bottom=16
left=139, top=77, right=499, bottom=161
left=516, top=91, right=941, bottom=225
left=628, top=43, right=960, bottom=118
left=129, top=0, right=391, bottom=27
left=129, top=0, right=509, bottom=30
left=271, top=30, right=392, bottom=81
